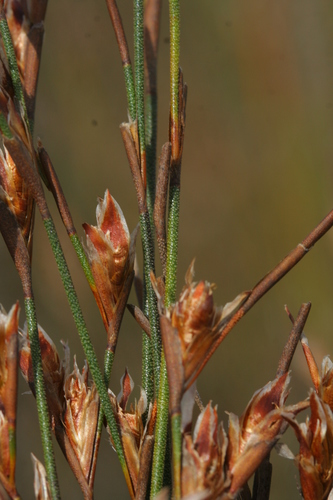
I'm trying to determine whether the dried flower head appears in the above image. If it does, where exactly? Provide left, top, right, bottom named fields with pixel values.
left=159, top=261, right=250, bottom=394
left=182, top=402, right=230, bottom=499
left=0, top=86, right=35, bottom=255
left=63, top=357, right=99, bottom=480
left=282, top=390, right=333, bottom=500
left=108, top=368, right=154, bottom=492
left=0, top=303, right=19, bottom=490
left=227, top=373, right=308, bottom=496
left=83, top=190, right=137, bottom=326
left=301, top=335, right=333, bottom=413
left=19, top=323, right=67, bottom=417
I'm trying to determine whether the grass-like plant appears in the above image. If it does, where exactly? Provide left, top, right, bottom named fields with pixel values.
left=0, top=1, right=333, bottom=499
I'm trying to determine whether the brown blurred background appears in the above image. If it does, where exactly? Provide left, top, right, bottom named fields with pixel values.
left=1, top=0, right=333, bottom=498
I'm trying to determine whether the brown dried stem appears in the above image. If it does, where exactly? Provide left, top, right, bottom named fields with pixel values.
left=37, top=141, right=76, bottom=235
left=144, top=0, right=161, bottom=96
left=187, top=206, right=333, bottom=389
left=127, top=304, right=151, bottom=338
left=120, top=123, right=146, bottom=214
left=276, top=302, right=311, bottom=378
left=106, top=0, right=132, bottom=68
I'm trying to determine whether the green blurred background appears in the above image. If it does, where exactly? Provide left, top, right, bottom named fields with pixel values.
left=1, top=0, right=333, bottom=498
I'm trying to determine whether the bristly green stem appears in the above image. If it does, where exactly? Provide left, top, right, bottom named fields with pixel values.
left=140, top=212, right=161, bottom=390
left=169, top=0, right=180, bottom=140
left=134, top=0, right=146, bottom=171
left=25, top=297, right=61, bottom=500
left=0, top=17, right=27, bottom=119
left=43, top=217, right=134, bottom=499
left=151, top=0, right=181, bottom=495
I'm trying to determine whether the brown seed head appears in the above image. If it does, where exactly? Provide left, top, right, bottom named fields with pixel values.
left=108, top=369, right=150, bottom=492
left=83, top=190, right=137, bottom=324
left=63, top=357, right=99, bottom=480
left=182, top=402, right=230, bottom=499
left=166, top=261, right=250, bottom=385
left=284, top=390, right=333, bottom=500
left=19, top=324, right=67, bottom=416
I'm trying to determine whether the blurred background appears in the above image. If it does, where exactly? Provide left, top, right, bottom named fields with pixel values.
left=1, top=0, right=333, bottom=498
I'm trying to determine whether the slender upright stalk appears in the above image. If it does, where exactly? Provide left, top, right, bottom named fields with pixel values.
left=106, top=0, right=136, bottom=120
left=151, top=1, right=182, bottom=496
left=134, top=0, right=146, bottom=184
left=144, top=0, right=161, bottom=223
left=121, top=125, right=161, bottom=396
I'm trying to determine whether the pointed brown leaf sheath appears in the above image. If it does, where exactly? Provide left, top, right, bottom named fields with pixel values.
left=83, top=190, right=137, bottom=326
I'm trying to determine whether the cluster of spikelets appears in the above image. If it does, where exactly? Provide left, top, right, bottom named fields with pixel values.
left=2, top=227, right=333, bottom=499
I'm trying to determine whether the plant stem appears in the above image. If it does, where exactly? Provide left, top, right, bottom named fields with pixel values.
left=134, top=0, right=146, bottom=184
left=144, top=0, right=161, bottom=224
left=0, top=16, right=27, bottom=120
left=140, top=211, right=161, bottom=389
left=151, top=0, right=182, bottom=491
left=191, top=207, right=333, bottom=389
left=106, top=0, right=136, bottom=120
left=25, top=297, right=61, bottom=500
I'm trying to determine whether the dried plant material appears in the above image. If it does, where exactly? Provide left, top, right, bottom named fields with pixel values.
left=300, top=335, right=320, bottom=393
left=20, top=328, right=97, bottom=490
left=107, top=369, right=154, bottom=493
left=160, top=261, right=250, bottom=390
left=0, top=145, right=34, bottom=252
left=283, top=390, right=333, bottom=500
left=63, top=358, right=99, bottom=480
left=182, top=402, right=230, bottom=499
left=83, top=190, right=137, bottom=326
left=227, top=373, right=308, bottom=496
left=31, top=454, right=51, bottom=500
left=0, top=303, right=19, bottom=492
left=5, top=0, right=47, bottom=121
left=19, top=324, right=67, bottom=417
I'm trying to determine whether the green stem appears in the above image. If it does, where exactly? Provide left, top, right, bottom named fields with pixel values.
left=96, top=349, right=115, bottom=439
left=145, top=92, right=157, bottom=227
left=42, top=217, right=134, bottom=498
left=171, top=413, right=182, bottom=499
left=0, top=16, right=28, bottom=127
left=70, top=234, right=96, bottom=289
left=124, top=64, right=137, bottom=122
left=150, top=186, right=180, bottom=495
left=150, top=356, right=169, bottom=497
left=134, top=0, right=146, bottom=160
left=169, top=0, right=180, bottom=130
left=150, top=0, right=181, bottom=477
left=24, top=297, right=60, bottom=500
left=139, top=212, right=161, bottom=391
